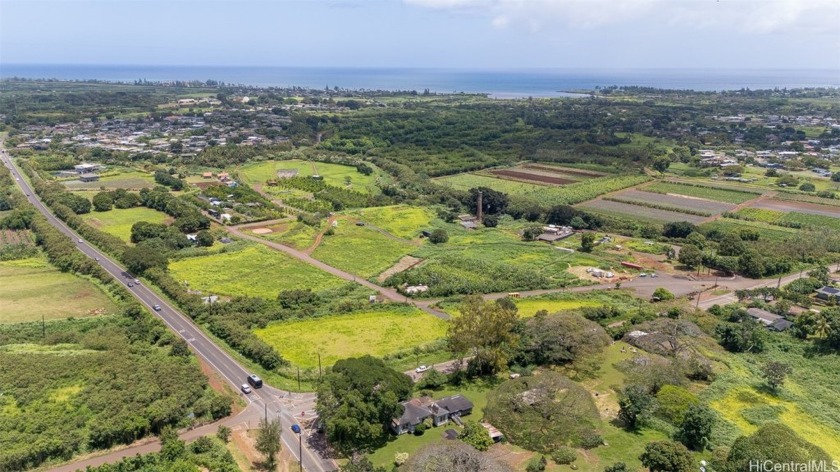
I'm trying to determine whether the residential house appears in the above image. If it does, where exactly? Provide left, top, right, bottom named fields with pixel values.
left=391, top=394, right=474, bottom=435
left=746, top=308, right=792, bottom=332
left=79, top=173, right=100, bottom=182
left=816, top=286, right=840, bottom=303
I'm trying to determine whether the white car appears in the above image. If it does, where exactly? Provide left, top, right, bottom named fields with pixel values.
left=415, top=365, right=429, bottom=373
left=241, top=384, right=252, bottom=394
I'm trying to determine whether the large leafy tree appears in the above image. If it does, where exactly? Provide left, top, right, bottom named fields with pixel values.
left=721, top=423, right=831, bottom=472
left=639, top=440, right=694, bottom=472
left=448, top=295, right=520, bottom=375
left=316, top=356, right=412, bottom=455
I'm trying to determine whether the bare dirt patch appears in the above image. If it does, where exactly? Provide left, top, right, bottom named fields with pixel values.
left=376, top=255, right=423, bottom=282
left=251, top=227, right=273, bottom=235
left=230, top=427, right=295, bottom=472
left=751, top=198, right=840, bottom=218
left=490, top=169, right=576, bottom=186
left=523, top=164, right=606, bottom=178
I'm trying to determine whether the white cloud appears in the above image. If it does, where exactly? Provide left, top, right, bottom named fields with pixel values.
left=405, top=0, right=840, bottom=36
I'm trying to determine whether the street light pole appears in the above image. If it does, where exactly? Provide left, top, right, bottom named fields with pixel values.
left=299, top=433, right=303, bottom=472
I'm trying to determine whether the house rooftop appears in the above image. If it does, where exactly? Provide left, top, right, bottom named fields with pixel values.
left=746, top=307, right=782, bottom=325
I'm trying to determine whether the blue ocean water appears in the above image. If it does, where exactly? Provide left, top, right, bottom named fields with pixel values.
left=1, top=64, right=838, bottom=96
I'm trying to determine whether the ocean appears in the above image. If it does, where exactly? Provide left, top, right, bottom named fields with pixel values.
left=1, top=64, right=839, bottom=97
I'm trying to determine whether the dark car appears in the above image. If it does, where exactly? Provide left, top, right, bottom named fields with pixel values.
left=291, top=424, right=301, bottom=434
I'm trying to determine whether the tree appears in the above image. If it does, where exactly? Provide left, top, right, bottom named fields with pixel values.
left=195, top=230, right=214, bottom=247
left=716, top=318, right=766, bottom=353
left=676, top=405, right=715, bottom=451
left=526, top=456, right=547, bottom=472
left=799, top=182, right=816, bottom=192
left=652, top=156, right=671, bottom=173
left=216, top=425, right=231, bottom=443
left=123, top=245, right=168, bottom=275
left=517, top=311, right=611, bottom=369
left=447, top=295, right=519, bottom=376
left=722, top=423, right=831, bottom=472
left=92, top=192, right=113, bottom=212
left=340, top=455, right=387, bottom=472
left=255, top=417, right=282, bottom=470
left=467, top=187, right=508, bottom=216
left=663, top=221, right=696, bottom=238
left=316, top=356, right=413, bottom=454
left=429, top=229, right=449, bottom=244
left=718, top=232, right=745, bottom=256
left=522, top=225, right=543, bottom=241
left=482, top=214, right=499, bottom=228
left=652, top=287, right=674, bottom=301
left=761, top=361, right=791, bottom=393
left=580, top=233, right=595, bottom=252
left=460, top=420, right=493, bottom=452
left=415, top=368, right=448, bottom=390
left=677, top=244, right=702, bottom=270
left=618, top=384, right=655, bottom=429
left=639, top=440, right=694, bottom=472
left=159, top=426, right=187, bottom=463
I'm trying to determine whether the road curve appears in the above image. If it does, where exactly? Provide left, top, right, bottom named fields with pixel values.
left=0, top=143, right=335, bottom=472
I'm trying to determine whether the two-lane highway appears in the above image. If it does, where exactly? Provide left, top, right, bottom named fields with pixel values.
left=0, top=143, right=335, bottom=472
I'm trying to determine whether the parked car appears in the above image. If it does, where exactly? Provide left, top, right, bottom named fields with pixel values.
left=241, top=384, right=252, bottom=394
left=415, top=365, right=429, bottom=373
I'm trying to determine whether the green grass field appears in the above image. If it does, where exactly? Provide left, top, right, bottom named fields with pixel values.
left=644, top=181, right=759, bottom=204
left=252, top=221, right=319, bottom=250
left=82, top=207, right=171, bottom=242
left=169, top=244, right=349, bottom=298
left=699, top=218, right=799, bottom=242
left=312, top=218, right=415, bottom=278
left=0, top=256, right=118, bottom=323
left=344, top=205, right=437, bottom=239
left=733, top=208, right=840, bottom=230
left=253, top=307, right=448, bottom=368
left=237, top=159, right=383, bottom=194
left=63, top=170, right=156, bottom=190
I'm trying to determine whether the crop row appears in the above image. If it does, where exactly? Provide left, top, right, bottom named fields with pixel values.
left=644, top=181, right=759, bottom=204
left=577, top=199, right=708, bottom=224
left=776, top=191, right=840, bottom=207
left=602, top=197, right=712, bottom=217
left=612, top=189, right=735, bottom=213
left=728, top=208, right=840, bottom=231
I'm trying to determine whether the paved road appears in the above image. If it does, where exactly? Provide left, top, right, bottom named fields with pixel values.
left=0, top=143, right=335, bottom=472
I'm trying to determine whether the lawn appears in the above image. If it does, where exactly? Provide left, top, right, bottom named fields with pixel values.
left=344, top=205, right=437, bottom=239
left=312, top=217, right=416, bottom=278
left=237, top=159, right=383, bottom=194
left=0, top=256, right=118, bottom=323
left=253, top=307, right=448, bottom=368
left=168, top=244, right=349, bottom=298
left=82, top=207, right=171, bottom=243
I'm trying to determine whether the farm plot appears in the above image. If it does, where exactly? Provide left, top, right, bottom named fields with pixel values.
left=577, top=199, right=708, bottom=224
left=63, top=170, right=156, bottom=190
left=643, top=181, right=760, bottom=204
left=489, top=168, right=578, bottom=185
left=522, top=163, right=607, bottom=178
left=608, top=189, right=736, bottom=215
left=253, top=307, right=447, bottom=368
left=750, top=199, right=840, bottom=219
left=700, top=219, right=799, bottom=242
left=238, top=159, right=382, bottom=194
left=343, top=205, right=436, bottom=239
left=312, top=218, right=415, bottom=278
left=0, top=256, right=118, bottom=323
left=732, top=208, right=840, bottom=231
left=251, top=221, right=319, bottom=250
left=776, top=192, right=840, bottom=207
left=82, top=207, right=171, bottom=243
left=436, top=173, right=650, bottom=207
left=169, top=244, right=349, bottom=298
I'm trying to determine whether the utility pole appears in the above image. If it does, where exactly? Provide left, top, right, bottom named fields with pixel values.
left=317, top=352, right=322, bottom=380
left=298, top=432, right=303, bottom=472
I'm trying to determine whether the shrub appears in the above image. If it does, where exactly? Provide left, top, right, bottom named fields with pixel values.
left=526, top=456, right=547, bottom=472
left=429, top=229, right=449, bottom=244
left=551, top=447, right=577, bottom=465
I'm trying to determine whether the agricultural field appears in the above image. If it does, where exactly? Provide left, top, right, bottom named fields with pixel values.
left=776, top=191, right=840, bottom=207
left=607, top=189, right=736, bottom=215
left=253, top=307, right=447, bottom=368
left=733, top=208, right=840, bottom=231
left=642, top=181, right=760, bottom=204
left=699, top=218, right=800, bottom=242
left=62, top=169, right=156, bottom=190
left=436, top=172, right=650, bottom=207
left=440, top=291, right=637, bottom=318
left=343, top=205, right=437, bottom=239
left=750, top=198, right=840, bottom=219
left=237, top=159, right=383, bottom=194
left=0, top=229, right=38, bottom=260
left=168, top=244, right=349, bottom=298
left=249, top=220, right=319, bottom=250
left=81, top=207, right=171, bottom=243
left=312, top=217, right=416, bottom=278
left=576, top=198, right=709, bottom=224
left=0, top=256, right=118, bottom=323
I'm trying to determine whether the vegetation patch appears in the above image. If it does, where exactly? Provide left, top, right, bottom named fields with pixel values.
left=644, top=181, right=759, bottom=204
left=238, top=159, right=382, bottom=194
left=169, top=244, right=348, bottom=298
left=252, top=220, right=319, bottom=250
left=63, top=170, right=156, bottom=190
left=577, top=199, right=708, bottom=224
left=313, top=218, right=416, bottom=278
left=253, top=306, right=448, bottom=368
left=344, top=205, right=436, bottom=239
left=81, top=206, right=171, bottom=243
left=0, top=256, right=118, bottom=324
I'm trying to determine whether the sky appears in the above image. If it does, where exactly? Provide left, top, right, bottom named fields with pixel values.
left=1, top=0, right=839, bottom=70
